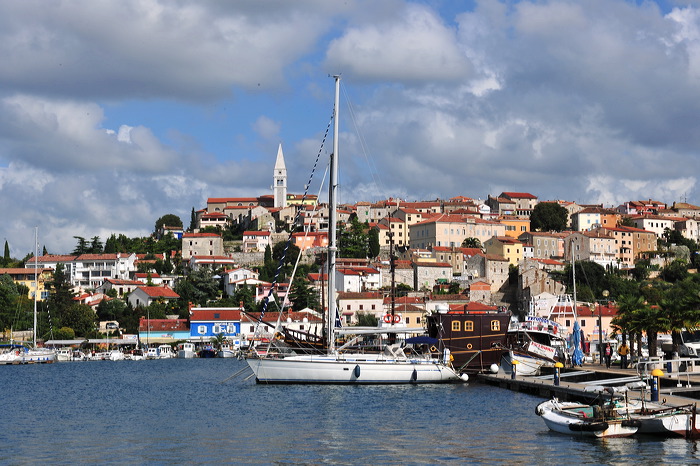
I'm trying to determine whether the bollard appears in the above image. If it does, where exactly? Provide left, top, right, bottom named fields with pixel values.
left=554, top=362, right=564, bottom=386
left=651, top=368, right=663, bottom=402
left=511, top=360, right=519, bottom=379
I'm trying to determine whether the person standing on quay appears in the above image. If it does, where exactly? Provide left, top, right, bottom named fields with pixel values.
left=604, top=343, right=612, bottom=369
left=618, top=342, right=629, bottom=369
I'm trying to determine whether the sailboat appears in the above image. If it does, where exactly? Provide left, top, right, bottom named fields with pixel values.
left=20, top=227, right=56, bottom=363
left=245, top=76, right=462, bottom=384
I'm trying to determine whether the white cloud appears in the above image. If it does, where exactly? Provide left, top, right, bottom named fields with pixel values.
left=325, top=3, right=472, bottom=83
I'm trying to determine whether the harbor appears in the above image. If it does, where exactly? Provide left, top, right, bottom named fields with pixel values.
left=4, top=357, right=700, bottom=465
left=479, top=359, right=700, bottom=405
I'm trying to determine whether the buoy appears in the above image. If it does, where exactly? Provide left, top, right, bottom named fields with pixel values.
left=459, top=373, right=469, bottom=382
left=490, top=363, right=499, bottom=373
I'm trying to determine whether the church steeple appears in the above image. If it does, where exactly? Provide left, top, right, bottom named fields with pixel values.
left=273, top=143, right=287, bottom=208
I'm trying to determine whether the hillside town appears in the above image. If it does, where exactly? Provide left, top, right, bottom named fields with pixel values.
left=2, top=145, right=699, bottom=353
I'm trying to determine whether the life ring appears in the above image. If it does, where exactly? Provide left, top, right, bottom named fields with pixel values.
left=383, top=315, right=392, bottom=324
left=466, top=343, right=473, bottom=350
left=430, top=346, right=437, bottom=352
left=393, top=315, right=401, bottom=324
left=15, top=350, right=20, bottom=356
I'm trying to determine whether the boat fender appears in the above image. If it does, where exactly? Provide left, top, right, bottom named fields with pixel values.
left=354, top=364, right=361, bottom=378
left=411, top=368, right=417, bottom=382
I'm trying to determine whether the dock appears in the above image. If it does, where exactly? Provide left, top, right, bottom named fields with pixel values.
left=476, top=362, right=700, bottom=406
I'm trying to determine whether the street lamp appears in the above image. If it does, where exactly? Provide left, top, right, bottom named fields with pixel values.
left=600, top=290, right=609, bottom=365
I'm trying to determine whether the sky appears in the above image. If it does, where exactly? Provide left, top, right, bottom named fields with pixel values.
left=1, top=0, right=700, bottom=257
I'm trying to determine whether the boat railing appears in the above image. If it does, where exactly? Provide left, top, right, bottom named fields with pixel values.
left=636, top=356, right=700, bottom=387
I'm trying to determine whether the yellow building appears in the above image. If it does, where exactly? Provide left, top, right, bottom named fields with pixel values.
left=483, top=236, right=524, bottom=266
left=499, top=216, right=530, bottom=239
left=0, top=267, right=53, bottom=301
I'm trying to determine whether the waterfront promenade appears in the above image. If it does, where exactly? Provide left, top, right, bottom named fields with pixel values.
left=478, top=361, right=700, bottom=407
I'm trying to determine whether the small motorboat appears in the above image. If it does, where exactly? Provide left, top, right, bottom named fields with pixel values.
left=536, top=398, right=640, bottom=438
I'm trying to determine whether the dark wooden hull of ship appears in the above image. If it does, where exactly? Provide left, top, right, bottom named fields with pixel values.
left=426, top=311, right=510, bottom=373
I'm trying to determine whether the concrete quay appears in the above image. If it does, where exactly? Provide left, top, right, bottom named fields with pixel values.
left=476, top=362, right=700, bottom=407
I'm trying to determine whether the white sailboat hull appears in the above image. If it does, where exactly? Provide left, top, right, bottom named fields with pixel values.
left=247, top=354, right=463, bottom=384
left=501, top=350, right=547, bottom=376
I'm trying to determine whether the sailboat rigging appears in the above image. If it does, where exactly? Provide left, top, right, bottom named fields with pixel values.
left=245, top=75, right=463, bottom=384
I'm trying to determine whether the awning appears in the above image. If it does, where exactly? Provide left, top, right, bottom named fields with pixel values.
left=405, top=336, right=438, bottom=345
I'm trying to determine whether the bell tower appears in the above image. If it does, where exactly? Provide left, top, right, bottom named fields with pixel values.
left=273, top=143, right=287, bottom=208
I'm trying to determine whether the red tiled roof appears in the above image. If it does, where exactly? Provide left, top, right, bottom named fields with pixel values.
left=137, top=286, right=180, bottom=298
left=502, top=192, right=537, bottom=199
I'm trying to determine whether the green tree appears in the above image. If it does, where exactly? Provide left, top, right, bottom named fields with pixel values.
left=338, top=217, right=369, bottom=258
left=368, top=228, right=380, bottom=258
left=0, top=273, right=21, bottom=331
left=89, top=236, right=103, bottom=254
left=72, top=236, right=89, bottom=255
left=60, top=303, right=97, bottom=337
left=619, top=216, right=635, bottom=227
left=355, top=312, right=378, bottom=326
left=461, top=237, right=482, bottom=248
left=660, top=259, right=689, bottom=283
left=174, top=268, right=220, bottom=306
left=288, top=277, right=320, bottom=312
left=155, top=214, right=183, bottom=232
left=530, top=202, right=568, bottom=232
left=46, top=264, right=76, bottom=325
left=2, top=240, right=9, bottom=266
left=189, top=207, right=197, bottom=231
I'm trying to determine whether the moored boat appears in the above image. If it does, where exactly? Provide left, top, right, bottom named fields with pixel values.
left=177, top=342, right=197, bottom=359
left=245, top=76, right=462, bottom=385
left=536, top=398, right=640, bottom=438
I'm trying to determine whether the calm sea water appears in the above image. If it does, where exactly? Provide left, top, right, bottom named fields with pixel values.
left=2, top=358, right=699, bottom=465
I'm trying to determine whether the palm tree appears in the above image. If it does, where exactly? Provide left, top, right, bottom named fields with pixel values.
left=612, top=294, right=646, bottom=358
left=659, top=280, right=700, bottom=356
left=210, top=332, right=226, bottom=351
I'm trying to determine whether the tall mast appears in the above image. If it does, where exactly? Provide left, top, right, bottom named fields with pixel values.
left=327, top=75, right=340, bottom=354
left=33, top=226, right=38, bottom=348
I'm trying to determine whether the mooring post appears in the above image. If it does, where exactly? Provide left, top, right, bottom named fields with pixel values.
left=511, top=360, right=519, bottom=380
left=651, top=368, right=664, bottom=402
left=554, top=362, right=563, bottom=386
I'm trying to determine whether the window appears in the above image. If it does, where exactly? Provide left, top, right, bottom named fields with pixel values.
left=451, top=321, right=461, bottom=331
left=347, top=305, right=351, bottom=310
left=359, top=305, right=364, bottom=310
left=565, top=319, right=571, bottom=327
left=490, top=320, right=500, bottom=331
left=581, top=319, right=586, bottom=327
left=464, top=321, right=474, bottom=331
left=371, top=304, right=376, bottom=310
left=406, top=317, right=411, bottom=324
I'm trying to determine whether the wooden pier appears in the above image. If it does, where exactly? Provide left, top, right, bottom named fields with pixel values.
left=476, top=363, right=700, bottom=406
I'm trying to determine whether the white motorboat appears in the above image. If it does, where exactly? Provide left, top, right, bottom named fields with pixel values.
left=146, top=347, right=159, bottom=359
left=109, top=350, right=125, bottom=361
left=177, top=342, right=197, bottom=359
left=157, top=344, right=174, bottom=359
left=246, top=76, right=462, bottom=385
left=56, top=347, right=74, bottom=362
left=536, top=398, right=639, bottom=438
left=0, top=345, right=25, bottom=365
